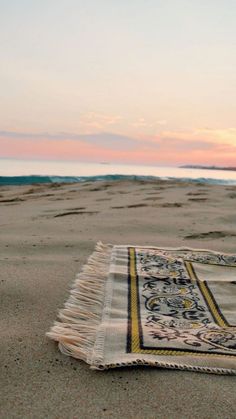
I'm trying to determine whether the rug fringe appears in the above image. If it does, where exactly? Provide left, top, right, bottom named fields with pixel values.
left=46, top=241, right=112, bottom=363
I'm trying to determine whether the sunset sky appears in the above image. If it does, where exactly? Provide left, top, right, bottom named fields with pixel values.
left=1, top=0, right=236, bottom=166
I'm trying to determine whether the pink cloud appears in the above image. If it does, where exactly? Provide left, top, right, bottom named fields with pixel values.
left=1, top=130, right=236, bottom=166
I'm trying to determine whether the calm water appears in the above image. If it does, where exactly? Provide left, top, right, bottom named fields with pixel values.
left=1, top=158, right=236, bottom=185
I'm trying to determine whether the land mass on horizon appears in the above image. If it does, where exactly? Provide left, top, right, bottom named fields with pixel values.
left=180, top=165, right=236, bottom=172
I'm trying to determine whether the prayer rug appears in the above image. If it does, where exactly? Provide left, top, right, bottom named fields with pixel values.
left=47, top=242, right=236, bottom=374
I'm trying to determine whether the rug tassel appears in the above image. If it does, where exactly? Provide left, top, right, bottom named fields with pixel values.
left=46, top=241, right=112, bottom=363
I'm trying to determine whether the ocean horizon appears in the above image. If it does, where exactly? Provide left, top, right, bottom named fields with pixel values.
left=1, top=158, right=236, bottom=186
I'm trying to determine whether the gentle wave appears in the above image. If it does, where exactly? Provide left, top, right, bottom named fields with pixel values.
left=1, top=174, right=236, bottom=186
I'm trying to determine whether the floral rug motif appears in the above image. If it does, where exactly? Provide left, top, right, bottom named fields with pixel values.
left=47, top=243, right=236, bottom=374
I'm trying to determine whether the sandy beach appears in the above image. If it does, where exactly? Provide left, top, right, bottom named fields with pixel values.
left=1, top=179, right=236, bottom=419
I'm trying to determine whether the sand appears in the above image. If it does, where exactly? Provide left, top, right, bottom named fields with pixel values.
left=1, top=179, right=236, bottom=419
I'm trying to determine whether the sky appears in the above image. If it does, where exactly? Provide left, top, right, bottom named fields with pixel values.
left=0, top=0, right=236, bottom=166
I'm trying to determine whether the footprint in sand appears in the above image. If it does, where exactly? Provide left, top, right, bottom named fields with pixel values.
left=226, top=187, right=236, bottom=191
left=47, top=183, right=63, bottom=189
left=193, top=183, right=209, bottom=187
left=37, top=193, right=55, bottom=198
left=66, top=207, right=86, bottom=210
left=127, top=203, right=148, bottom=208
left=0, top=197, right=25, bottom=203
left=184, top=231, right=236, bottom=239
left=142, top=186, right=166, bottom=191
left=89, top=184, right=112, bottom=192
left=227, top=193, right=236, bottom=199
left=111, top=203, right=148, bottom=209
left=188, top=198, right=208, bottom=202
left=160, top=202, right=183, bottom=208
left=54, top=211, right=99, bottom=217
left=187, top=192, right=208, bottom=196
left=23, top=187, right=45, bottom=194
left=143, top=197, right=163, bottom=201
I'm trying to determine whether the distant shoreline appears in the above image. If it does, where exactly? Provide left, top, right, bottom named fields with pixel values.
left=180, top=165, right=236, bottom=172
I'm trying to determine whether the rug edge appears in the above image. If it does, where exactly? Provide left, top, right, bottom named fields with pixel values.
left=46, top=241, right=113, bottom=364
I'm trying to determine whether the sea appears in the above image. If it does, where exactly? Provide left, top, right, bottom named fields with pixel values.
left=1, top=158, right=236, bottom=186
